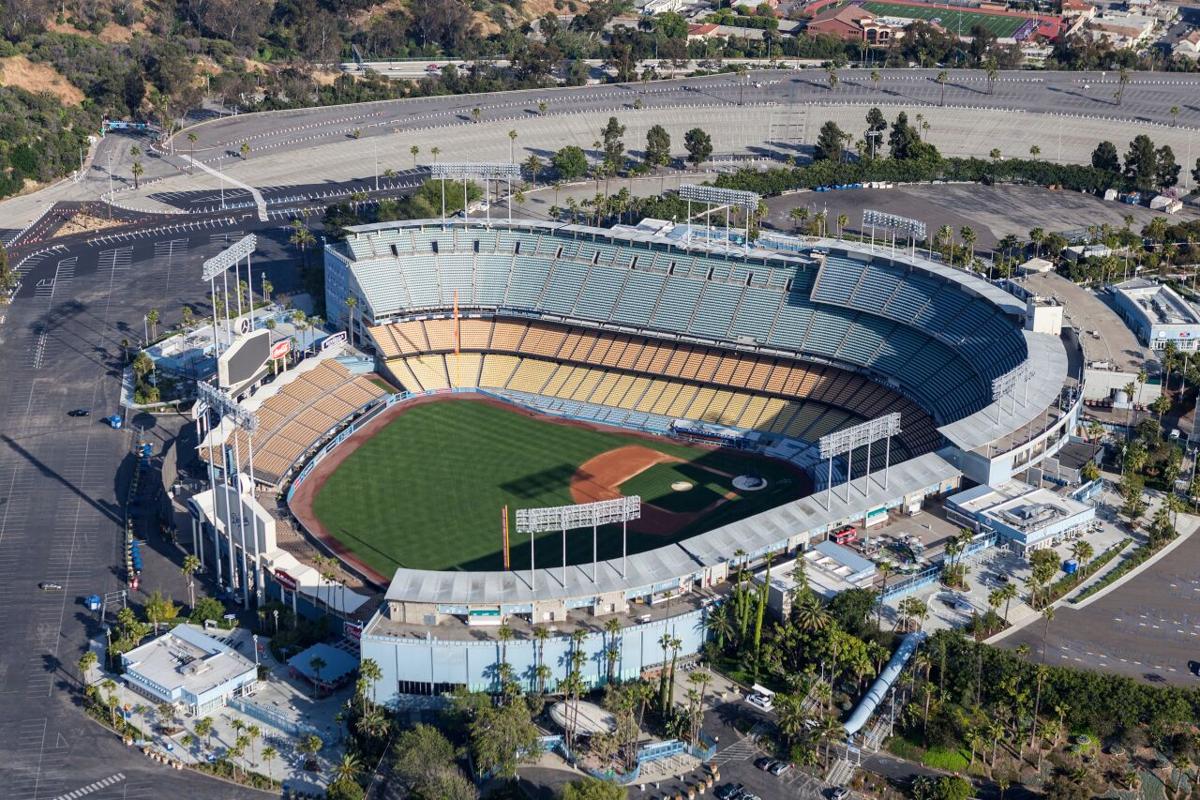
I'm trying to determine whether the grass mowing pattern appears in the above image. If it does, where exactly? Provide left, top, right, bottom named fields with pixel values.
left=310, top=399, right=801, bottom=575
left=618, top=462, right=731, bottom=514
left=859, top=1, right=1026, bottom=37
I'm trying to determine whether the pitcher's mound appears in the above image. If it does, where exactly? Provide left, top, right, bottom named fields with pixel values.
left=671, top=481, right=694, bottom=492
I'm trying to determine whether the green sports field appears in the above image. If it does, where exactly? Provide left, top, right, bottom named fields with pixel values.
left=308, top=399, right=803, bottom=575
left=859, top=1, right=1027, bottom=37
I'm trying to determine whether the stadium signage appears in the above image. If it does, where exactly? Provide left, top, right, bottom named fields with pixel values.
left=343, top=620, right=363, bottom=641
left=270, top=340, right=291, bottom=360
left=321, top=332, right=348, bottom=351
left=274, top=569, right=298, bottom=591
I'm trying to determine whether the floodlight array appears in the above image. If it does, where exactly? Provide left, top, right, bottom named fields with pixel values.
left=196, top=380, right=258, bottom=432
left=678, top=184, right=760, bottom=213
left=430, top=162, right=520, bottom=180
left=991, top=363, right=1030, bottom=404
left=201, top=234, right=257, bottom=282
left=516, top=496, right=641, bottom=534
left=818, top=413, right=901, bottom=460
left=862, top=209, right=927, bottom=241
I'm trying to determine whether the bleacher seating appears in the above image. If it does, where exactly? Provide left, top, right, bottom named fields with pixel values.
left=369, top=316, right=942, bottom=456
left=342, top=224, right=1035, bottom=439
left=202, top=359, right=388, bottom=484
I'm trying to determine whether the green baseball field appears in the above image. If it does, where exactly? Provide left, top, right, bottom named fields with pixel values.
left=859, top=1, right=1028, bottom=37
left=305, top=398, right=805, bottom=575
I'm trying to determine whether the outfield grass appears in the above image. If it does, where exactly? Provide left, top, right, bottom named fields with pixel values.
left=309, top=399, right=802, bottom=575
left=859, top=1, right=1027, bottom=37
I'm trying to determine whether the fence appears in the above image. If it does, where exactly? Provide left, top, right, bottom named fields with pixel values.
left=880, top=532, right=997, bottom=600
left=227, top=696, right=328, bottom=744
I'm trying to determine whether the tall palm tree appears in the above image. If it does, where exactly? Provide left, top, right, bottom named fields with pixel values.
left=603, top=617, right=622, bottom=684
left=186, top=131, right=198, bottom=172
left=410, top=144, right=420, bottom=166
left=181, top=554, right=200, bottom=609
left=78, top=650, right=98, bottom=687
left=261, top=745, right=277, bottom=781
left=936, top=70, right=949, bottom=107
left=508, top=129, right=518, bottom=163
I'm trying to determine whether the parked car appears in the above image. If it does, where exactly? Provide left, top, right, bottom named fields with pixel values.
left=746, top=692, right=774, bottom=711
left=38, top=582, right=63, bottom=591
left=768, top=761, right=793, bottom=776
left=715, top=783, right=745, bottom=800
left=831, top=788, right=852, bottom=800
left=67, top=408, right=90, bottom=417
left=754, top=757, right=775, bottom=771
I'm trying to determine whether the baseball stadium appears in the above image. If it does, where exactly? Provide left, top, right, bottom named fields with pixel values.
left=192, top=217, right=1079, bottom=702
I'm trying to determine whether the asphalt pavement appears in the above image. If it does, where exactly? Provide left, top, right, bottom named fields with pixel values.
left=0, top=216, right=305, bottom=798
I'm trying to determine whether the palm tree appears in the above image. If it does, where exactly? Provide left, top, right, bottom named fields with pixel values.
left=603, top=617, right=622, bottom=684
left=471, top=107, right=482, bottom=124
left=409, top=144, right=420, bottom=166
left=936, top=70, right=949, bottom=106
left=508, top=129, right=518, bottom=163
left=876, top=560, right=894, bottom=630
left=984, top=58, right=998, bottom=95
left=309, top=655, right=328, bottom=688
left=431, top=146, right=441, bottom=162
left=78, top=650, right=98, bottom=687
left=186, top=131, right=198, bottom=172
left=130, top=158, right=144, bottom=190
left=360, top=657, right=382, bottom=709
left=836, top=213, right=849, bottom=239
left=789, top=206, right=809, bottom=232
left=146, top=308, right=160, bottom=340
left=246, top=723, right=260, bottom=765
left=180, top=554, right=200, bottom=609
left=289, top=219, right=316, bottom=265
left=262, top=745, right=277, bottom=781
left=1115, top=66, right=1129, bottom=106
left=1171, top=105, right=1181, bottom=127
left=334, top=752, right=362, bottom=785
left=870, top=69, right=881, bottom=92
left=101, top=678, right=119, bottom=727
left=195, top=716, right=214, bottom=750
left=1039, top=606, right=1055, bottom=663
left=344, top=296, right=357, bottom=345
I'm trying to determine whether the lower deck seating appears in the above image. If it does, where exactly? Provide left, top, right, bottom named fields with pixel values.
left=371, top=316, right=941, bottom=455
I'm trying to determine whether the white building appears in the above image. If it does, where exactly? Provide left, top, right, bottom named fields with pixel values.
left=120, top=625, right=258, bottom=714
left=1112, top=278, right=1200, bottom=351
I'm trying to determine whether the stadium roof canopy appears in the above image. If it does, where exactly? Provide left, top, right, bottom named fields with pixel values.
left=382, top=452, right=959, bottom=605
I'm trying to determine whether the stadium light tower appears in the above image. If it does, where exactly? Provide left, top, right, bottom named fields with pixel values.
left=818, top=413, right=902, bottom=508
left=679, top=184, right=761, bottom=254
left=430, top=163, right=521, bottom=228
left=201, top=234, right=257, bottom=356
left=516, top=497, right=641, bottom=588
left=197, top=380, right=261, bottom=609
left=862, top=209, right=927, bottom=259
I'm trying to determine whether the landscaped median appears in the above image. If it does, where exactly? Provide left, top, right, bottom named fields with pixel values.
left=1071, top=536, right=1171, bottom=604
left=1039, top=538, right=1131, bottom=607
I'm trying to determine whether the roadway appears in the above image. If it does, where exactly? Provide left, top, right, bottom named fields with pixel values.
left=0, top=65, right=1197, bottom=793
left=167, top=68, right=1200, bottom=161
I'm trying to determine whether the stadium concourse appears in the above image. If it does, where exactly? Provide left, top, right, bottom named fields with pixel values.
left=286, top=218, right=1081, bottom=704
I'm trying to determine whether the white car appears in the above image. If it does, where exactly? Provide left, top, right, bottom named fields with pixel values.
left=746, top=693, right=774, bottom=712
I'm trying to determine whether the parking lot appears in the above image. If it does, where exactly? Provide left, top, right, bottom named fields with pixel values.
left=1002, top=487, right=1200, bottom=683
